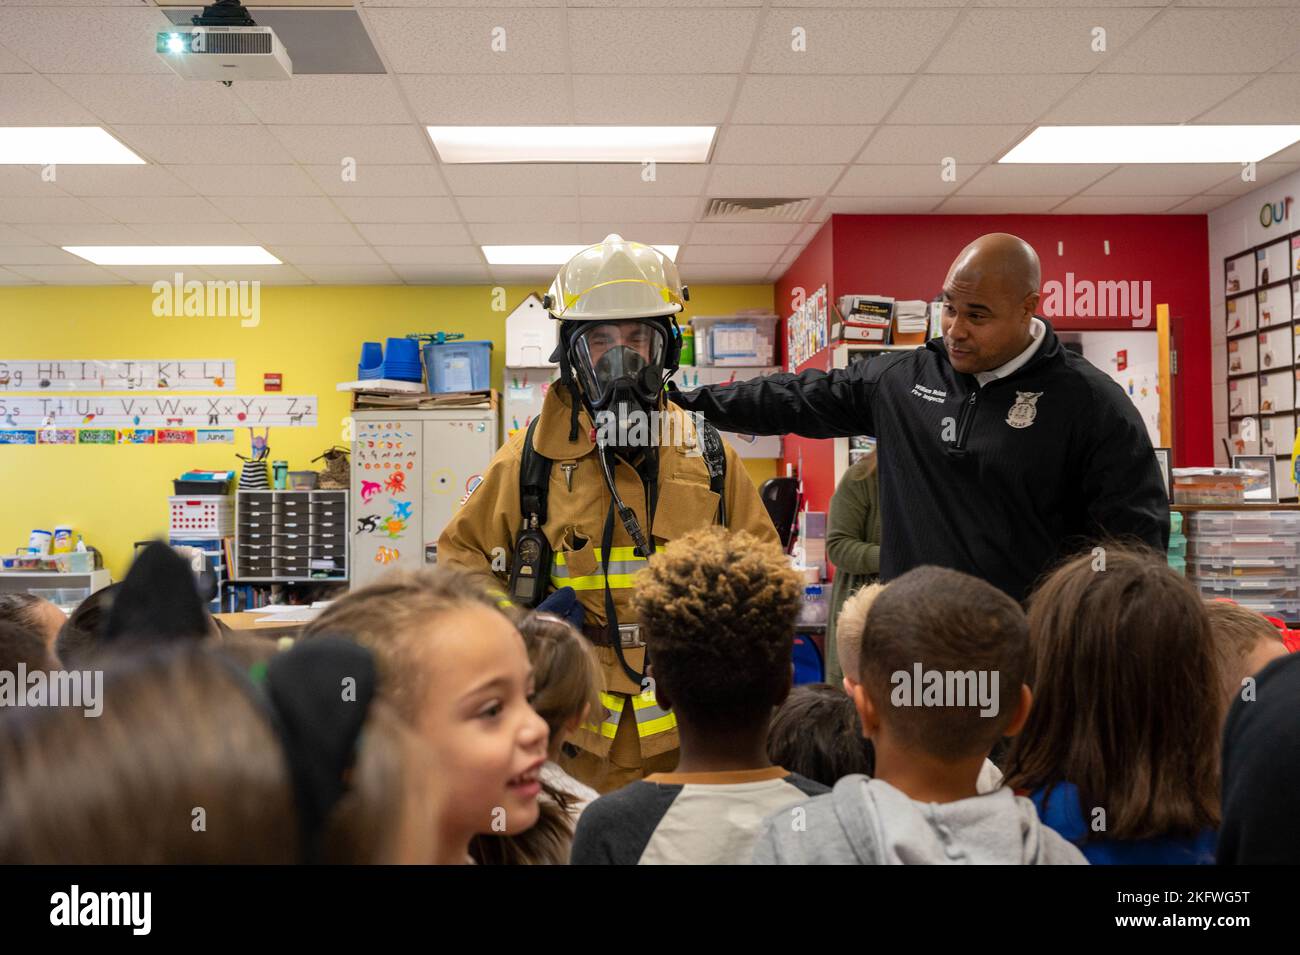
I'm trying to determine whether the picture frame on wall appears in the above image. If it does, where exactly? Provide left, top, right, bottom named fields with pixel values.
left=1154, top=447, right=1172, bottom=503
left=1233, top=454, right=1279, bottom=503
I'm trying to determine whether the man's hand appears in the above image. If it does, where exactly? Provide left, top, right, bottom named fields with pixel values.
left=533, top=586, right=585, bottom=630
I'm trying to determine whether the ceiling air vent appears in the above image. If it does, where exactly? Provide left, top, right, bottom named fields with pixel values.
left=703, top=197, right=811, bottom=221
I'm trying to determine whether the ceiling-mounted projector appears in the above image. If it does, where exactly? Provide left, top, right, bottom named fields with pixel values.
left=156, top=0, right=292, bottom=83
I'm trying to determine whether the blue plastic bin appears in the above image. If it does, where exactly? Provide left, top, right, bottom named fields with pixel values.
left=425, top=340, right=493, bottom=394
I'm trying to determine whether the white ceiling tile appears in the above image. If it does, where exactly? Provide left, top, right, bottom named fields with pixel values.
left=0, top=267, right=33, bottom=286
left=399, top=74, right=571, bottom=123
left=1080, top=164, right=1244, bottom=196
left=468, top=222, right=580, bottom=244
left=359, top=0, right=566, bottom=6
left=0, top=224, right=37, bottom=244
left=1196, top=74, right=1300, bottom=124
left=0, top=74, right=98, bottom=123
left=1166, top=196, right=1233, bottom=215
left=334, top=196, right=461, bottom=223
left=857, top=125, right=1025, bottom=164
left=569, top=8, right=758, bottom=74
left=199, top=265, right=312, bottom=285
left=934, top=196, right=1069, bottom=213
left=169, top=165, right=322, bottom=197
left=778, top=247, right=799, bottom=266
left=834, top=165, right=960, bottom=197
left=459, top=196, right=576, bottom=222
left=357, top=222, right=473, bottom=244
left=1275, top=50, right=1300, bottom=72
left=212, top=197, right=345, bottom=223
left=580, top=222, right=692, bottom=245
left=0, top=246, right=83, bottom=266
left=572, top=74, right=736, bottom=124
left=0, top=8, right=172, bottom=74
left=306, top=164, right=447, bottom=197
left=443, top=163, right=578, bottom=197
left=99, top=266, right=215, bottom=286
left=751, top=9, right=957, bottom=74
left=128, top=223, right=258, bottom=245
left=47, top=74, right=260, bottom=125
left=1044, top=74, right=1255, bottom=123
left=577, top=163, right=709, bottom=197
left=969, top=0, right=1164, bottom=5
left=687, top=222, right=803, bottom=245
left=677, top=245, right=786, bottom=265
left=678, top=265, right=773, bottom=284
left=298, top=265, right=403, bottom=284
left=392, top=264, right=492, bottom=284
left=367, top=8, right=564, bottom=74
left=0, top=44, right=31, bottom=73
left=733, top=75, right=910, bottom=125
left=241, top=223, right=366, bottom=246
left=374, top=245, right=484, bottom=266
left=821, top=196, right=944, bottom=214
left=889, top=75, right=1082, bottom=124
left=268, top=246, right=384, bottom=266
left=109, top=125, right=293, bottom=166
left=269, top=125, right=432, bottom=165
left=1051, top=196, right=1189, bottom=214
left=5, top=264, right=128, bottom=285
left=234, top=76, right=413, bottom=125
left=18, top=222, right=143, bottom=245
left=707, top=164, right=844, bottom=197
left=714, top=126, right=872, bottom=165
left=1100, top=8, right=1300, bottom=74
left=0, top=197, right=114, bottom=223
left=959, top=164, right=1116, bottom=197
left=85, top=197, right=231, bottom=224
left=577, top=196, right=699, bottom=221
left=1203, top=162, right=1300, bottom=196
left=928, top=8, right=1157, bottom=74
left=47, top=165, right=198, bottom=198
left=0, top=167, right=55, bottom=197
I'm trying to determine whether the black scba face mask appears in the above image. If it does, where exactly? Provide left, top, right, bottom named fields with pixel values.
left=570, top=321, right=669, bottom=416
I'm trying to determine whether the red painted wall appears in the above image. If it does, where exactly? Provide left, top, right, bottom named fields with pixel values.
left=777, top=213, right=1212, bottom=515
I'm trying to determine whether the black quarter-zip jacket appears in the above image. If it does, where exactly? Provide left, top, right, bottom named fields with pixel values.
left=670, top=319, right=1169, bottom=601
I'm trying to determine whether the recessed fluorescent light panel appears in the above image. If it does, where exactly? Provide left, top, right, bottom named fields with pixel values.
left=0, top=127, right=145, bottom=165
left=483, top=245, right=679, bottom=266
left=1000, top=125, right=1300, bottom=164
left=427, top=126, right=715, bottom=164
left=62, top=246, right=282, bottom=266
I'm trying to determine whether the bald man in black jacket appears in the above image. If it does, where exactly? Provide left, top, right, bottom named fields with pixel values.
left=671, top=233, right=1169, bottom=601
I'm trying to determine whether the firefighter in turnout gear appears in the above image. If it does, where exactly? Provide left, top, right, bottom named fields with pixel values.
left=437, top=235, right=780, bottom=791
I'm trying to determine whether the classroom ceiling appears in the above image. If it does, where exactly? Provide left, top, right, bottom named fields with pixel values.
left=1, top=0, right=1299, bottom=287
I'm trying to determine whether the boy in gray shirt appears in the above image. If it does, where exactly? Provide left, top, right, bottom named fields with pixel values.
left=753, top=566, right=1086, bottom=865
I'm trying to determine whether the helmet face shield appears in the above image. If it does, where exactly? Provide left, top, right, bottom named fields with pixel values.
left=571, top=320, right=667, bottom=410
left=547, top=235, right=685, bottom=322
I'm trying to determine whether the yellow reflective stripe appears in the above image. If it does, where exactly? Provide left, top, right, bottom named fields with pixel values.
left=553, top=546, right=645, bottom=566
left=549, top=573, right=639, bottom=591
left=637, top=711, right=677, bottom=737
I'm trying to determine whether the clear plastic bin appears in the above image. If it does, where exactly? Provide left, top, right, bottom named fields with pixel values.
left=1190, top=576, right=1300, bottom=599
left=1190, top=557, right=1300, bottom=578
left=1186, top=536, right=1300, bottom=559
left=1186, top=510, right=1300, bottom=537
left=28, top=587, right=91, bottom=610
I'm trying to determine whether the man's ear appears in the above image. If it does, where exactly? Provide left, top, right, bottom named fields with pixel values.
left=1023, top=291, right=1041, bottom=321
left=851, top=681, right=879, bottom=738
left=1001, top=684, right=1034, bottom=738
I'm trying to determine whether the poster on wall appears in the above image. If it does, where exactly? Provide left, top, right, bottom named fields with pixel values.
left=0, top=360, right=235, bottom=392
left=0, top=395, right=317, bottom=429
left=786, top=285, right=829, bottom=370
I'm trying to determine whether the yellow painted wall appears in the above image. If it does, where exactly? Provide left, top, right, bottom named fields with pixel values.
left=0, top=283, right=775, bottom=580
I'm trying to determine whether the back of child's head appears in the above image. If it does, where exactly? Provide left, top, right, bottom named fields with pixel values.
left=834, top=582, right=887, bottom=688
left=517, top=612, right=602, bottom=759
left=632, top=526, right=803, bottom=728
left=0, top=619, right=57, bottom=676
left=303, top=567, right=511, bottom=724
left=1204, top=600, right=1289, bottom=705
left=1004, top=544, right=1220, bottom=840
left=55, top=584, right=118, bottom=667
left=102, top=541, right=212, bottom=648
left=767, top=683, right=874, bottom=787
left=858, top=565, right=1028, bottom=761
left=0, top=593, right=63, bottom=652
left=0, top=640, right=438, bottom=864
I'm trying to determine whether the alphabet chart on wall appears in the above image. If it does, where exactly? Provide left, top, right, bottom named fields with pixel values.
left=0, top=360, right=235, bottom=392
left=0, top=395, right=318, bottom=429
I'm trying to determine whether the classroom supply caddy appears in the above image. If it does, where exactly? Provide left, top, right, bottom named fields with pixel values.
left=235, top=490, right=349, bottom=583
left=1182, top=507, right=1300, bottom=619
left=691, top=313, right=779, bottom=366
left=169, top=496, right=234, bottom=538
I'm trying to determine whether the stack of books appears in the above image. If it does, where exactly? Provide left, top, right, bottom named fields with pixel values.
left=835, top=295, right=893, bottom=343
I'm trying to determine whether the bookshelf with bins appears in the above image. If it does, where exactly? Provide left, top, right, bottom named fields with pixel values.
left=234, top=489, right=349, bottom=583
left=1223, top=230, right=1300, bottom=501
